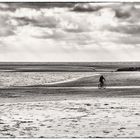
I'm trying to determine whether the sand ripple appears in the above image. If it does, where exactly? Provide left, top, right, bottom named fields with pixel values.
left=0, top=98, right=140, bottom=138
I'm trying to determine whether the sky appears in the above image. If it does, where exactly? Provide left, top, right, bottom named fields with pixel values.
left=0, top=2, right=140, bottom=62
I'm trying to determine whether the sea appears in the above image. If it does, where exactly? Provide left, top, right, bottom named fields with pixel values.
left=0, top=62, right=140, bottom=72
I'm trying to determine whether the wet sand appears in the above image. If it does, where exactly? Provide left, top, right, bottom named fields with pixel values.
left=1, top=71, right=140, bottom=138
left=1, top=87, right=140, bottom=103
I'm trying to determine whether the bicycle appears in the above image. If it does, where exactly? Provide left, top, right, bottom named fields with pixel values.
left=98, top=82, right=106, bottom=89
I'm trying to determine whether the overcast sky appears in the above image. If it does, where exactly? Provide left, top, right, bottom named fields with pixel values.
left=0, top=2, right=140, bottom=62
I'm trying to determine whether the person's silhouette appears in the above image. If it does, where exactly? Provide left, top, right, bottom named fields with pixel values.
left=99, top=75, right=106, bottom=87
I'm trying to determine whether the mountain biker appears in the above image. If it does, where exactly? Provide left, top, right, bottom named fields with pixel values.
left=99, top=75, right=106, bottom=88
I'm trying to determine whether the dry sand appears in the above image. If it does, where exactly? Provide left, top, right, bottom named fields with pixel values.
left=0, top=98, right=140, bottom=138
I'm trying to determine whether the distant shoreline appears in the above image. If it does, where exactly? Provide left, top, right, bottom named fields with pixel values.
left=1, top=62, right=140, bottom=72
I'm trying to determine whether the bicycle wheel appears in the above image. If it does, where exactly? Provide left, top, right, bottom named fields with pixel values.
left=98, top=83, right=100, bottom=88
left=98, top=83, right=102, bottom=89
left=103, top=83, right=106, bottom=89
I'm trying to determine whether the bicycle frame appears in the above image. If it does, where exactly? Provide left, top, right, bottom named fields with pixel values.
left=98, top=82, right=106, bottom=89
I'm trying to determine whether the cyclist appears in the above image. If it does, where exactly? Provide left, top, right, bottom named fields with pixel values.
left=99, top=75, right=106, bottom=88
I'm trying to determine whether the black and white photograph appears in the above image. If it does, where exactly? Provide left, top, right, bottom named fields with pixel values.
left=0, top=1, right=140, bottom=138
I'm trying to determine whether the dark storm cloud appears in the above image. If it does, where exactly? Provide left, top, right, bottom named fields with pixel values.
left=115, top=9, right=131, bottom=18
left=0, top=3, right=15, bottom=11
left=72, top=3, right=122, bottom=12
left=113, top=3, right=135, bottom=18
left=73, top=3, right=102, bottom=12
left=1, top=2, right=76, bottom=11
left=72, top=2, right=135, bottom=20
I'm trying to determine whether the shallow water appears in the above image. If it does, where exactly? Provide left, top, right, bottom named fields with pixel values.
left=0, top=72, right=97, bottom=87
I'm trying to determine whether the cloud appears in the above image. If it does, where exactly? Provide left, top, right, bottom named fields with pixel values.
left=0, top=2, right=140, bottom=62
left=72, top=3, right=122, bottom=12
left=114, top=3, right=135, bottom=18
left=108, top=24, right=140, bottom=35
left=73, top=3, right=101, bottom=12
left=0, top=15, right=15, bottom=37
left=9, top=8, right=63, bottom=29
left=113, top=34, right=140, bottom=45
left=0, top=2, right=76, bottom=11
left=0, top=3, right=15, bottom=11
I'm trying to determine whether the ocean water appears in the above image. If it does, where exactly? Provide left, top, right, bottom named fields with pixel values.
left=0, top=62, right=140, bottom=72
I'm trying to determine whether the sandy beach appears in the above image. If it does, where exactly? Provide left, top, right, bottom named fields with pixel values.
left=0, top=71, right=140, bottom=138
left=0, top=98, right=140, bottom=138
